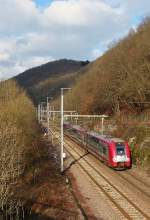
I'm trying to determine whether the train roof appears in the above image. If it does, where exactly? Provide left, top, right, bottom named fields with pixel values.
left=64, top=121, right=70, bottom=125
left=70, top=124, right=85, bottom=132
left=63, top=122, right=84, bottom=131
left=87, top=131, right=124, bottom=143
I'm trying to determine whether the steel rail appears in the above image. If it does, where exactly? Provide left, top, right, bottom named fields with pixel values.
left=50, top=128, right=149, bottom=219
left=48, top=129, right=89, bottom=220
left=64, top=130, right=150, bottom=200
left=64, top=137, right=149, bottom=220
left=64, top=146, right=131, bottom=220
left=51, top=125, right=150, bottom=193
left=124, top=171, right=150, bottom=188
left=50, top=130, right=129, bottom=219
left=114, top=171, right=150, bottom=199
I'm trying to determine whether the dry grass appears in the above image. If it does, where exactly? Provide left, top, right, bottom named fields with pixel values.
left=0, top=80, right=40, bottom=217
left=19, top=138, right=79, bottom=219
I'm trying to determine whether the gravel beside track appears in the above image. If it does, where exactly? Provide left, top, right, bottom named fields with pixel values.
left=64, top=141, right=149, bottom=220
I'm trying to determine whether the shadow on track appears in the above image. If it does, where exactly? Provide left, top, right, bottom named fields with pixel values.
left=62, top=151, right=89, bottom=174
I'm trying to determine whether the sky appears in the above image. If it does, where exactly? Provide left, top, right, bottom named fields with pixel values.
left=0, top=0, right=150, bottom=79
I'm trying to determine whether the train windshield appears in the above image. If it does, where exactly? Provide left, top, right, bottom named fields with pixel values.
left=116, top=143, right=125, bottom=156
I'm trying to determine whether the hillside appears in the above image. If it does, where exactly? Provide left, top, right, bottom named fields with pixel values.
left=14, top=59, right=89, bottom=104
left=64, top=19, right=150, bottom=115
left=62, top=19, right=150, bottom=170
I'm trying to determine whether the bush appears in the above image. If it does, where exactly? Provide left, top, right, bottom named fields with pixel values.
left=0, top=80, right=39, bottom=217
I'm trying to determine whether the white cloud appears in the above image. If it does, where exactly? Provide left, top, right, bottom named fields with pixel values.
left=124, top=0, right=150, bottom=15
left=0, top=0, right=150, bottom=79
left=0, top=0, right=39, bottom=35
left=0, top=53, right=10, bottom=61
left=19, top=56, right=54, bottom=69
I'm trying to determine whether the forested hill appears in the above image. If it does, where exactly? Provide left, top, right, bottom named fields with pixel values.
left=65, top=19, right=150, bottom=114
left=13, top=59, right=89, bottom=104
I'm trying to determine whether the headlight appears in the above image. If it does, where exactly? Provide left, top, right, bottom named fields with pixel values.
left=113, top=156, right=117, bottom=162
left=126, top=157, right=130, bottom=162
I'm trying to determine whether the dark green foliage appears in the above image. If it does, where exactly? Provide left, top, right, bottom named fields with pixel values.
left=13, top=59, right=89, bottom=104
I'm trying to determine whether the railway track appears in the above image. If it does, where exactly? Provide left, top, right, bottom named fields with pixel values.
left=123, top=170, right=150, bottom=188
left=64, top=131, right=150, bottom=200
left=84, top=147, right=150, bottom=201
left=50, top=129, right=150, bottom=220
left=115, top=170, right=150, bottom=199
left=63, top=130, right=150, bottom=199
left=64, top=139, right=150, bottom=220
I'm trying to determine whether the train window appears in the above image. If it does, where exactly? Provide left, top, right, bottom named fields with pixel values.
left=71, top=129, right=80, bottom=140
left=102, top=146, right=107, bottom=155
left=76, top=132, right=81, bottom=140
left=98, top=141, right=103, bottom=153
left=88, top=136, right=99, bottom=149
left=101, top=142, right=108, bottom=157
left=116, top=143, right=125, bottom=155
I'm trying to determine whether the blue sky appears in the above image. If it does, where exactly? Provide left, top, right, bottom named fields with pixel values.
left=34, top=0, right=52, bottom=7
left=132, top=16, right=142, bottom=28
left=0, top=0, right=150, bottom=79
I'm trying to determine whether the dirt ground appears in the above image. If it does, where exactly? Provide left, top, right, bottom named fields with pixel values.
left=18, top=137, right=84, bottom=220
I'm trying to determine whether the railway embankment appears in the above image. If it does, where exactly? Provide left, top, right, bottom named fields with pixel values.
left=17, top=138, right=83, bottom=220
left=0, top=135, right=83, bottom=219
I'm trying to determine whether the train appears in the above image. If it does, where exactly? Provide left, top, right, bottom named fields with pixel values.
left=64, top=122, right=131, bottom=169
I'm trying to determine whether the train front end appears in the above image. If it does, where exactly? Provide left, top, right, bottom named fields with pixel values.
left=110, top=141, right=131, bottom=169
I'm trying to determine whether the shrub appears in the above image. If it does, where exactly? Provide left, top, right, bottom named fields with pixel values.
left=0, top=80, right=39, bottom=217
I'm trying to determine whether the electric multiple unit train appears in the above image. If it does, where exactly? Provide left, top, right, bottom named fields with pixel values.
left=64, top=122, right=131, bottom=169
